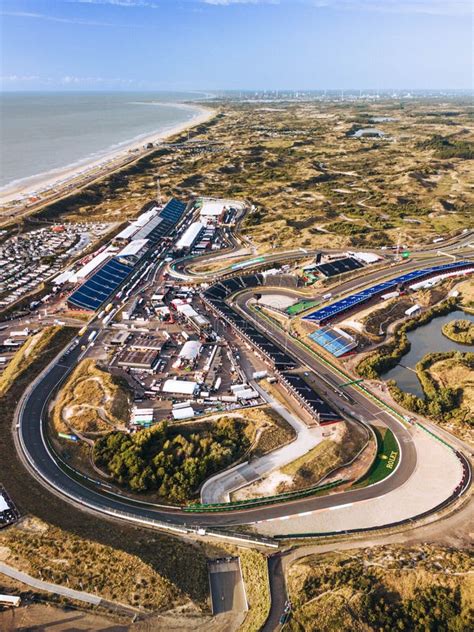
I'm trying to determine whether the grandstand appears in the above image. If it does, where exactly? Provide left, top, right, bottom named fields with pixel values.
left=68, top=197, right=187, bottom=311
left=68, top=257, right=133, bottom=311
left=309, top=326, right=358, bottom=357
left=304, top=261, right=474, bottom=325
left=313, top=256, right=363, bottom=278
left=280, top=373, right=342, bottom=423
left=203, top=273, right=343, bottom=423
left=132, top=198, right=186, bottom=244
left=203, top=273, right=297, bottom=370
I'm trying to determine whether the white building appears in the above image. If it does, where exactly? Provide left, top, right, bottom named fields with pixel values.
left=178, top=340, right=202, bottom=363
left=405, top=304, right=421, bottom=317
left=162, top=379, right=199, bottom=396
left=172, top=406, right=195, bottom=420
left=175, top=222, right=204, bottom=250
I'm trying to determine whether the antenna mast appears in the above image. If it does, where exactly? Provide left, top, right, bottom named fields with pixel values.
left=156, top=175, right=162, bottom=207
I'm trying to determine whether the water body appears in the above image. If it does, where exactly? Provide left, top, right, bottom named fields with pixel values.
left=0, top=91, right=207, bottom=190
left=382, top=309, right=474, bottom=398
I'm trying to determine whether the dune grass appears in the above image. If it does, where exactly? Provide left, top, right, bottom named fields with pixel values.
left=0, top=326, right=63, bottom=398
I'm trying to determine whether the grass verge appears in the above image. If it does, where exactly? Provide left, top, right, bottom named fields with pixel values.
left=355, top=426, right=399, bottom=487
left=0, top=326, right=64, bottom=397
left=238, top=550, right=271, bottom=632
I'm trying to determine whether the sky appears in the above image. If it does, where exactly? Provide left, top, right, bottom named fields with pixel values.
left=0, top=0, right=472, bottom=91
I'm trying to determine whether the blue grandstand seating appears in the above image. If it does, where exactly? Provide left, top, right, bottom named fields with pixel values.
left=309, top=327, right=357, bottom=357
left=160, top=197, right=186, bottom=223
left=68, top=197, right=187, bottom=311
left=132, top=198, right=186, bottom=244
left=68, top=258, right=132, bottom=311
left=304, top=261, right=473, bottom=324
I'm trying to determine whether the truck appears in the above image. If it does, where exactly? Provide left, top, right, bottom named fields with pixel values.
left=252, top=370, right=268, bottom=380
left=87, top=330, right=98, bottom=343
left=10, top=329, right=29, bottom=337
left=380, top=291, right=400, bottom=301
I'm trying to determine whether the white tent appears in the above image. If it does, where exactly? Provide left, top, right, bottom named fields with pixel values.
left=179, top=340, right=202, bottom=361
left=172, top=406, right=195, bottom=420
left=162, top=379, right=198, bottom=396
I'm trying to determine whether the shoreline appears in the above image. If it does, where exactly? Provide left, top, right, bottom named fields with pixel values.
left=0, top=102, right=215, bottom=206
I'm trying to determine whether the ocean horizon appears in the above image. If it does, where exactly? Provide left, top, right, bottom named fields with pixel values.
left=0, top=91, right=209, bottom=192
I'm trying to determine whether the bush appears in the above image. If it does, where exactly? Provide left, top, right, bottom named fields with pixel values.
left=93, top=417, right=250, bottom=501
left=418, top=134, right=474, bottom=160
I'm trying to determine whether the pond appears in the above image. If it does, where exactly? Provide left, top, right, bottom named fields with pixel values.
left=382, top=309, right=474, bottom=398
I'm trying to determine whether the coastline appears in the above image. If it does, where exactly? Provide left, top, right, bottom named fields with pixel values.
left=0, top=102, right=215, bottom=206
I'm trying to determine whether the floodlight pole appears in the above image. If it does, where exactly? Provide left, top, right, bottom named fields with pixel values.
left=156, top=175, right=162, bottom=207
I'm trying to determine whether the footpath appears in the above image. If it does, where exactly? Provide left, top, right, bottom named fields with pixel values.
left=0, top=561, right=143, bottom=616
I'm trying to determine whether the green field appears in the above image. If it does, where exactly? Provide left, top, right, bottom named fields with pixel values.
left=356, top=426, right=399, bottom=487
left=287, top=299, right=321, bottom=315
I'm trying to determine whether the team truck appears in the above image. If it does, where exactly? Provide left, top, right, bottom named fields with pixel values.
left=87, top=331, right=98, bottom=344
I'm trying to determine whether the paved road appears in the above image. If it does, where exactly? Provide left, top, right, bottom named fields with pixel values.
left=13, top=229, right=470, bottom=532
left=0, top=561, right=141, bottom=616
left=16, top=329, right=418, bottom=528
left=261, top=555, right=287, bottom=632
left=208, top=559, right=248, bottom=615
left=200, top=383, right=325, bottom=504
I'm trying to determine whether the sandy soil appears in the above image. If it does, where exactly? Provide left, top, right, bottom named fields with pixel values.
left=429, top=358, right=474, bottom=414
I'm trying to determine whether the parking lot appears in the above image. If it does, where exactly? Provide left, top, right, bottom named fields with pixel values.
left=0, top=222, right=111, bottom=310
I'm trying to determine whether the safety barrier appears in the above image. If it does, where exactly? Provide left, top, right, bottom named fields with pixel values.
left=184, top=480, right=344, bottom=512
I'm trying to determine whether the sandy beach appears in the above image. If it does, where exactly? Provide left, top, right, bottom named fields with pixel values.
left=0, top=102, right=215, bottom=207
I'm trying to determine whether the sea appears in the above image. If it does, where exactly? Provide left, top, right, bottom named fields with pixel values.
left=0, top=91, right=208, bottom=192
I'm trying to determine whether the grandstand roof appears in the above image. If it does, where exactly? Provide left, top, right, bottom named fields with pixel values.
left=304, top=261, right=473, bottom=324
left=115, top=224, right=140, bottom=240
left=282, top=373, right=341, bottom=422
left=315, top=256, right=363, bottom=278
left=75, top=250, right=112, bottom=280
left=176, top=222, right=204, bottom=249
left=132, top=214, right=164, bottom=242
left=132, top=198, right=186, bottom=244
left=117, top=239, right=149, bottom=258
left=135, top=207, right=158, bottom=227
left=68, top=257, right=132, bottom=311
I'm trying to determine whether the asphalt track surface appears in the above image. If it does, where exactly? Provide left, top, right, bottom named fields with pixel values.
left=18, top=301, right=416, bottom=531
left=15, top=230, right=472, bottom=530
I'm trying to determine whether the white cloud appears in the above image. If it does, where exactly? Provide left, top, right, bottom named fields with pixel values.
left=1, top=10, right=142, bottom=26
left=0, top=74, right=139, bottom=87
left=70, top=0, right=161, bottom=7
left=201, top=0, right=471, bottom=14
left=203, top=0, right=279, bottom=4
left=0, top=75, right=40, bottom=82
